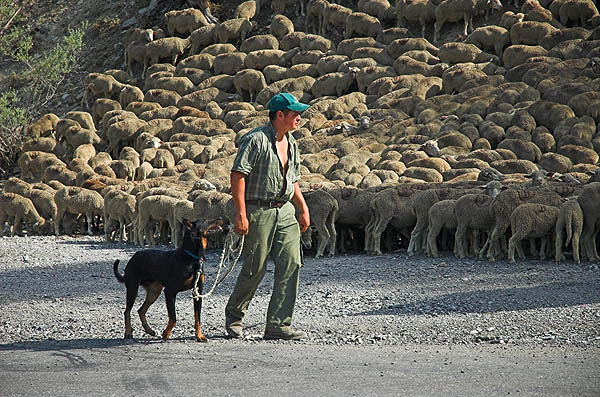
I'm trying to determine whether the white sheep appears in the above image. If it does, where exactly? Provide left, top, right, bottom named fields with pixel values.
left=164, top=8, right=210, bottom=36
left=555, top=198, right=583, bottom=264
left=103, top=189, right=136, bottom=243
left=137, top=195, right=180, bottom=246
left=508, top=203, right=560, bottom=263
left=54, top=186, right=104, bottom=236
left=143, top=37, right=191, bottom=78
left=434, top=0, right=503, bottom=42
left=301, top=189, right=339, bottom=258
left=0, top=192, right=46, bottom=236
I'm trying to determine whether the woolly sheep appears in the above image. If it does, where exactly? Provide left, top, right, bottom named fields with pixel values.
left=434, top=0, right=503, bottom=42
left=18, top=151, right=66, bottom=182
left=395, top=0, right=436, bottom=38
left=270, top=14, right=295, bottom=39
left=508, top=203, right=560, bottom=263
left=164, top=8, right=210, bottom=36
left=215, top=18, right=255, bottom=47
left=54, top=186, right=104, bottom=236
left=235, top=0, right=257, bottom=20
left=301, top=189, right=339, bottom=258
left=143, top=37, right=191, bottom=77
left=322, top=2, right=353, bottom=35
left=555, top=198, right=583, bottom=263
left=345, top=12, right=383, bottom=39
left=136, top=195, right=180, bottom=246
left=306, top=0, right=328, bottom=34
left=26, top=113, right=59, bottom=138
left=0, top=192, right=45, bottom=236
left=103, top=189, right=136, bottom=243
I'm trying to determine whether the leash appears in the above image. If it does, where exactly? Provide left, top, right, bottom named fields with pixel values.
left=192, top=227, right=244, bottom=300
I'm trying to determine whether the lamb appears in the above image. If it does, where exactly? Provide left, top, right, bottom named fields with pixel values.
left=103, top=189, right=136, bottom=243
left=508, top=203, right=560, bottom=263
left=301, top=189, right=339, bottom=258
left=54, top=186, right=104, bottom=236
left=555, top=198, right=583, bottom=263
left=143, top=37, right=191, bottom=78
left=345, top=12, right=383, bottom=39
left=0, top=192, right=46, bottom=236
left=164, top=8, right=210, bottom=36
left=434, top=0, right=503, bottom=42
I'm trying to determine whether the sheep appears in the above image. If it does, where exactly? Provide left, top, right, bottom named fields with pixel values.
left=425, top=199, right=457, bottom=257
left=192, top=190, right=235, bottom=227
left=0, top=192, right=45, bottom=236
left=26, top=113, right=59, bottom=138
left=555, top=198, right=583, bottom=263
left=105, top=118, right=147, bottom=158
left=18, top=151, right=66, bottom=182
left=54, top=186, right=104, bottom=236
left=311, top=67, right=360, bottom=97
left=481, top=187, right=563, bottom=261
left=306, top=0, right=328, bottom=34
left=322, top=2, right=353, bottom=35
left=164, top=8, right=209, bottom=36
left=143, top=37, right=191, bottom=78
left=395, top=0, right=437, bottom=38
left=300, top=189, right=339, bottom=258
left=215, top=18, right=255, bottom=47
left=576, top=182, right=600, bottom=261
left=233, top=69, right=267, bottom=103
left=103, top=189, right=136, bottom=243
left=558, top=0, right=599, bottom=28
left=508, top=203, right=560, bottom=263
left=438, top=42, right=499, bottom=64
left=270, top=14, right=295, bottom=39
left=345, top=12, right=383, bottom=39
left=235, top=0, right=257, bottom=19
left=136, top=195, right=180, bottom=246
left=365, top=186, right=416, bottom=255
left=452, top=180, right=503, bottom=258
left=434, top=0, right=503, bottom=42
left=393, top=56, right=446, bottom=78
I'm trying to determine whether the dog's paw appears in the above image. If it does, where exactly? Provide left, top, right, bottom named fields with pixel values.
left=196, top=335, right=208, bottom=343
left=144, top=329, right=156, bottom=337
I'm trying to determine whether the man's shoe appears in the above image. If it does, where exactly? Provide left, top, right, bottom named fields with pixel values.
left=263, top=327, right=307, bottom=340
left=225, top=315, right=243, bottom=338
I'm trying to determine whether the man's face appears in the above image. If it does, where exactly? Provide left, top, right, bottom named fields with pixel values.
left=278, top=109, right=301, bottom=131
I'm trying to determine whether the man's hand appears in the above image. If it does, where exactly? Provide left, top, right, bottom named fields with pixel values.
left=297, top=209, right=310, bottom=233
left=234, top=212, right=249, bottom=235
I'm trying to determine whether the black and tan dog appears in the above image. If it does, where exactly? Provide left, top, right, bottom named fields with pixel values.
left=113, top=218, right=222, bottom=342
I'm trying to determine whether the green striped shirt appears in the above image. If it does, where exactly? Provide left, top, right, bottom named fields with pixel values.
left=232, top=122, right=300, bottom=202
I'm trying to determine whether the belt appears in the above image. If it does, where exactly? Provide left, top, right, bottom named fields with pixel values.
left=246, top=199, right=287, bottom=208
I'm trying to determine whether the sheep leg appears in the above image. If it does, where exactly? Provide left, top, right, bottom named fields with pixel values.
left=515, top=238, right=526, bottom=260
left=528, top=237, right=537, bottom=257
left=508, top=234, right=523, bottom=263
left=427, top=222, right=442, bottom=258
left=454, top=224, right=468, bottom=259
left=118, top=216, right=126, bottom=243
left=0, top=214, right=6, bottom=237
left=11, top=215, right=22, bottom=237
left=539, top=237, right=547, bottom=261
left=370, top=218, right=388, bottom=256
left=572, top=229, right=581, bottom=264
left=555, top=227, right=565, bottom=263
left=326, top=214, right=337, bottom=257
left=54, top=207, right=65, bottom=236
left=85, top=213, right=93, bottom=235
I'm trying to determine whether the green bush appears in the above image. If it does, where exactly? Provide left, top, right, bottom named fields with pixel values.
left=0, top=0, right=87, bottom=176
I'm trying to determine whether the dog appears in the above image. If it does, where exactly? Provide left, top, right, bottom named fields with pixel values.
left=113, top=218, right=222, bottom=342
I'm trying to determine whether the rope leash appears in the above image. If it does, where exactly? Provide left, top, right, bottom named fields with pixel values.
left=192, top=228, right=244, bottom=300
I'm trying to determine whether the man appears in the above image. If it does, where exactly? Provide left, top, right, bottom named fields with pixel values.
left=225, top=92, right=311, bottom=341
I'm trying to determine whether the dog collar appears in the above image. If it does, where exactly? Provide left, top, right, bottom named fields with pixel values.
left=184, top=249, right=203, bottom=260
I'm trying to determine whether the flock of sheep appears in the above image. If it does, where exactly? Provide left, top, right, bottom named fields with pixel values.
left=1, top=0, right=600, bottom=265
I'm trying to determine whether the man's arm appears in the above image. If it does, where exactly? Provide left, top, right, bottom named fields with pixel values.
left=292, top=182, right=310, bottom=233
left=231, top=171, right=249, bottom=235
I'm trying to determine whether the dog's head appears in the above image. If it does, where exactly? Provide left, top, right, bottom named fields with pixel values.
left=183, top=218, right=224, bottom=252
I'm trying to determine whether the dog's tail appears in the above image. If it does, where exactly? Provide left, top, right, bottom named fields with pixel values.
left=113, top=260, right=125, bottom=283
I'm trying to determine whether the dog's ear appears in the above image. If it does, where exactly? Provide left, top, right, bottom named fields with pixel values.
left=183, top=219, right=193, bottom=230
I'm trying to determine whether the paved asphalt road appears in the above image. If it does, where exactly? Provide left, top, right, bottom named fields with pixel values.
left=1, top=338, right=598, bottom=396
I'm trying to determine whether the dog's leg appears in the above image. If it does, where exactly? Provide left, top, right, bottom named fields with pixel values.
left=194, top=273, right=207, bottom=342
left=124, top=282, right=140, bottom=339
left=138, top=282, right=163, bottom=337
left=161, top=290, right=177, bottom=341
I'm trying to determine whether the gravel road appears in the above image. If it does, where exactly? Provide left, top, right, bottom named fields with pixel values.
left=1, top=234, right=599, bottom=395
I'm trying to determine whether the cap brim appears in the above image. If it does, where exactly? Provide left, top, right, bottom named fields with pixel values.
left=286, top=102, right=310, bottom=112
